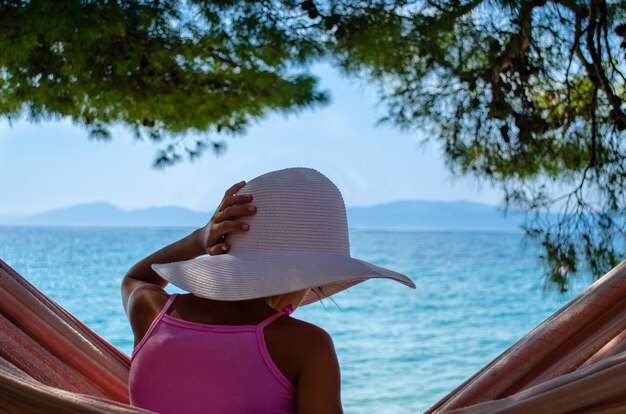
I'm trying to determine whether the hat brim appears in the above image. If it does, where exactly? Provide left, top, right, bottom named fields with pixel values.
left=151, top=251, right=415, bottom=306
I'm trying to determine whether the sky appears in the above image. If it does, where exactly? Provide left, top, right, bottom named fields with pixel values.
left=0, top=64, right=501, bottom=217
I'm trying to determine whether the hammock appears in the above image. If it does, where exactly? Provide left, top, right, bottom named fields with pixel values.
left=0, top=259, right=150, bottom=413
left=2, top=257, right=626, bottom=413
left=427, top=260, right=626, bottom=413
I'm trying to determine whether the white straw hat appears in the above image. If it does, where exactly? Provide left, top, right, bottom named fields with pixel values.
left=152, top=168, right=415, bottom=305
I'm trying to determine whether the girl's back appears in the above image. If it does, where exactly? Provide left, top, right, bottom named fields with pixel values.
left=128, top=293, right=337, bottom=414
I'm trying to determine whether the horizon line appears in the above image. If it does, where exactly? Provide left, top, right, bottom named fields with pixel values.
left=0, top=198, right=506, bottom=218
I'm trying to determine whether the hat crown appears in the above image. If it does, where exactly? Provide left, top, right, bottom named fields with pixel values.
left=227, top=168, right=350, bottom=255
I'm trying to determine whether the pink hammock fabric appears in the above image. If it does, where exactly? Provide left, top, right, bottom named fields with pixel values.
left=428, top=260, right=626, bottom=413
left=0, top=259, right=151, bottom=413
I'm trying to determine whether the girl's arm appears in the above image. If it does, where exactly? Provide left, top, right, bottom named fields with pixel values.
left=296, top=326, right=344, bottom=414
left=121, top=227, right=205, bottom=313
left=121, top=181, right=255, bottom=342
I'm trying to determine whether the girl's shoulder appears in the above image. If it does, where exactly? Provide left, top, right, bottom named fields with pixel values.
left=129, top=284, right=169, bottom=318
left=128, top=286, right=169, bottom=346
left=276, top=316, right=333, bottom=345
left=263, top=315, right=338, bottom=388
left=266, top=315, right=337, bottom=362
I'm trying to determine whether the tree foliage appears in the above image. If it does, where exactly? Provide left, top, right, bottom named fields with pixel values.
left=0, top=0, right=328, bottom=167
left=319, top=0, right=626, bottom=290
left=1, top=0, right=625, bottom=289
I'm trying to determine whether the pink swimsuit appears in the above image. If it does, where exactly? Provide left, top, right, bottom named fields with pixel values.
left=129, top=294, right=296, bottom=414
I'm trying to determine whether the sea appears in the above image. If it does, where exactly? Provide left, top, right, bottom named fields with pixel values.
left=0, top=226, right=592, bottom=413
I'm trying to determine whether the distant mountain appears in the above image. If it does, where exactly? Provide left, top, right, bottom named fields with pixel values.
left=4, top=202, right=211, bottom=227
left=0, top=200, right=528, bottom=231
left=347, top=200, right=525, bottom=231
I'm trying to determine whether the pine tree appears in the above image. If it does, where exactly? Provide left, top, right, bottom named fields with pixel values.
left=0, top=1, right=328, bottom=167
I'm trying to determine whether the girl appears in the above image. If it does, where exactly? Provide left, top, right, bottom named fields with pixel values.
left=122, top=168, right=415, bottom=414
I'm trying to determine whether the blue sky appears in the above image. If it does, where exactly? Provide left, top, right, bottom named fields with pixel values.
left=0, top=64, right=500, bottom=216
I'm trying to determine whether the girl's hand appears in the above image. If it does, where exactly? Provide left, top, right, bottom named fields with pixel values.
left=200, top=181, right=256, bottom=255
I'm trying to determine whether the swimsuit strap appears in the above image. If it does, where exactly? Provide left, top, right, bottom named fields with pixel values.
left=131, top=293, right=179, bottom=358
left=257, top=304, right=294, bottom=330
left=160, top=293, right=179, bottom=317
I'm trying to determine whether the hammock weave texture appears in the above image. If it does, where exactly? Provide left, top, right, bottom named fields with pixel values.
left=0, top=259, right=150, bottom=413
left=427, top=260, right=626, bottom=413
left=2, top=257, right=626, bottom=413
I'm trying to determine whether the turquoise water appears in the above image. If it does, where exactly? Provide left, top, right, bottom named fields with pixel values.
left=0, top=226, right=588, bottom=413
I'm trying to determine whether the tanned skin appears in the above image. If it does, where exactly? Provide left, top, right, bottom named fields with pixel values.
left=122, top=181, right=343, bottom=414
